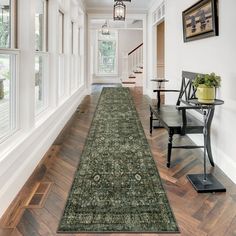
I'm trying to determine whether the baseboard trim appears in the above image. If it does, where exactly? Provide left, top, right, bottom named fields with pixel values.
left=188, top=134, right=236, bottom=184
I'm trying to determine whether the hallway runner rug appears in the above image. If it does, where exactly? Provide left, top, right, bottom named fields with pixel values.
left=58, top=87, right=179, bottom=233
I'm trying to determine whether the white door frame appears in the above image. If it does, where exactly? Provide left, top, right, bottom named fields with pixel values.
left=87, top=13, right=147, bottom=94
left=152, top=18, right=165, bottom=82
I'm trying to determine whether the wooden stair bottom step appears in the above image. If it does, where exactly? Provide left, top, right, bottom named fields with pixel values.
left=122, top=81, right=136, bottom=84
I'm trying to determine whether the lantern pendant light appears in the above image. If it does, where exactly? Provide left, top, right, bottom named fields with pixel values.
left=113, top=0, right=126, bottom=21
left=102, top=20, right=110, bottom=35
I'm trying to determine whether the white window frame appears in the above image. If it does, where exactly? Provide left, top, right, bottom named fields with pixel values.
left=70, top=20, right=77, bottom=92
left=0, top=49, right=19, bottom=143
left=78, top=27, right=80, bottom=56
left=95, top=30, right=118, bottom=77
left=77, top=27, right=82, bottom=87
left=58, top=9, right=66, bottom=100
left=35, top=52, right=49, bottom=115
left=71, top=21, right=75, bottom=55
left=58, top=9, right=65, bottom=55
left=0, top=0, right=18, bottom=142
left=35, top=0, right=49, bottom=116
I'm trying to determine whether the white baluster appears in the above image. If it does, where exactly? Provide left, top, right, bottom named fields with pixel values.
left=129, top=55, right=131, bottom=75
left=132, top=54, right=134, bottom=73
left=134, top=53, right=136, bottom=71
left=138, top=48, right=140, bottom=68
left=130, top=55, right=132, bottom=75
left=141, top=46, right=143, bottom=67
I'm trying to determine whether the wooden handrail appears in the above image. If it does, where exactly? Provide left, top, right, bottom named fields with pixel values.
left=128, top=43, right=143, bottom=56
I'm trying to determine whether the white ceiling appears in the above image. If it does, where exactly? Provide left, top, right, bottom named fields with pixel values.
left=0, top=0, right=10, bottom=6
left=84, top=0, right=152, bottom=10
left=90, top=19, right=143, bottom=29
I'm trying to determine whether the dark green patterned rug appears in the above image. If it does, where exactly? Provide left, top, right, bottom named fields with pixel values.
left=58, top=87, right=179, bottom=233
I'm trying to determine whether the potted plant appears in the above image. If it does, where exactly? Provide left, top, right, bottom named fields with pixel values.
left=193, top=72, right=221, bottom=103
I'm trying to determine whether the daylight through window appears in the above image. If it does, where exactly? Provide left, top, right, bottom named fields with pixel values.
left=35, top=0, right=49, bottom=114
left=0, top=0, right=18, bottom=141
left=97, top=31, right=118, bottom=75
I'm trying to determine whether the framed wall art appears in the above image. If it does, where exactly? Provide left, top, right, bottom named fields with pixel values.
left=182, top=0, right=219, bottom=42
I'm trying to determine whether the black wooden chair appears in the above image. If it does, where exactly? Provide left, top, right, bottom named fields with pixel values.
left=150, top=71, right=215, bottom=168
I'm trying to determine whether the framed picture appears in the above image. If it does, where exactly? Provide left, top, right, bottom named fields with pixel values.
left=182, top=0, right=219, bottom=42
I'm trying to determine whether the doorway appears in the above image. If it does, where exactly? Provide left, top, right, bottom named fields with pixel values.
left=156, top=21, right=165, bottom=79
left=156, top=20, right=165, bottom=105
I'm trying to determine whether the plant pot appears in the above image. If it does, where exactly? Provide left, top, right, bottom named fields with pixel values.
left=196, top=85, right=215, bottom=103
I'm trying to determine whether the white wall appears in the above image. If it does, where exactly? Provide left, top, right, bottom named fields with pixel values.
left=91, top=29, right=143, bottom=84
left=0, top=0, right=87, bottom=217
left=147, top=0, right=236, bottom=183
left=118, top=29, right=143, bottom=77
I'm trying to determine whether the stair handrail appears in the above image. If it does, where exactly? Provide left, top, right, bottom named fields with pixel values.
left=128, top=43, right=143, bottom=56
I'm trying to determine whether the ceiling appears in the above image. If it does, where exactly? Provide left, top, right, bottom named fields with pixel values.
left=84, top=0, right=153, bottom=11
left=90, top=19, right=143, bottom=29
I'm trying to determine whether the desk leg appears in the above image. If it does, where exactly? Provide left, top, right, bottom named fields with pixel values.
left=150, top=109, right=153, bottom=135
left=187, top=110, right=226, bottom=193
left=167, top=131, right=173, bottom=168
left=157, top=91, right=161, bottom=109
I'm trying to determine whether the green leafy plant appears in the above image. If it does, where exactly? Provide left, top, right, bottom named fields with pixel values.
left=193, top=73, right=221, bottom=88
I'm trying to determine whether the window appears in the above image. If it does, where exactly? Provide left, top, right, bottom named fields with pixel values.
left=97, top=31, right=118, bottom=75
left=35, top=54, right=48, bottom=112
left=78, top=27, right=80, bottom=55
left=58, top=10, right=64, bottom=54
left=0, top=0, right=18, bottom=141
left=58, top=10, right=65, bottom=99
left=71, top=21, right=74, bottom=54
left=0, top=0, right=10, bottom=48
left=0, top=0, right=16, bottom=49
left=0, top=52, right=17, bottom=139
left=77, top=27, right=81, bottom=86
left=35, top=0, right=48, bottom=114
left=70, top=21, right=77, bottom=90
left=35, top=0, right=48, bottom=51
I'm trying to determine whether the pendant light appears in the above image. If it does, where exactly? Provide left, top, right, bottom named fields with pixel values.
left=113, top=0, right=126, bottom=21
left=101, top=20, right=110, bottom=35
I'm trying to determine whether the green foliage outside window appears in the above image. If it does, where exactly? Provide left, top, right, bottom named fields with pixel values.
left=99, top=41, right=116, bottom=57
left=98, top=40, right=116, bottom=74
left=0, top=21, right=9, bottom=48
left=0, top=4, right=10, bottom=48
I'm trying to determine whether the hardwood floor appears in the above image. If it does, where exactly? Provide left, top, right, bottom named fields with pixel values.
left=1, top=85, right=236, bottom=236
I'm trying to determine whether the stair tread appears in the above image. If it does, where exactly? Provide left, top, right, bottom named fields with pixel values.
left=122, top=81, right=136, bottom=84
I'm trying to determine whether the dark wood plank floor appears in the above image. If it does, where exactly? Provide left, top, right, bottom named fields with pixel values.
left=1, top=85, right=236, bottom=236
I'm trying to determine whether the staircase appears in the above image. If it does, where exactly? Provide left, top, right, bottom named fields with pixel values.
left=121, top=43, right=143, bottom=87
